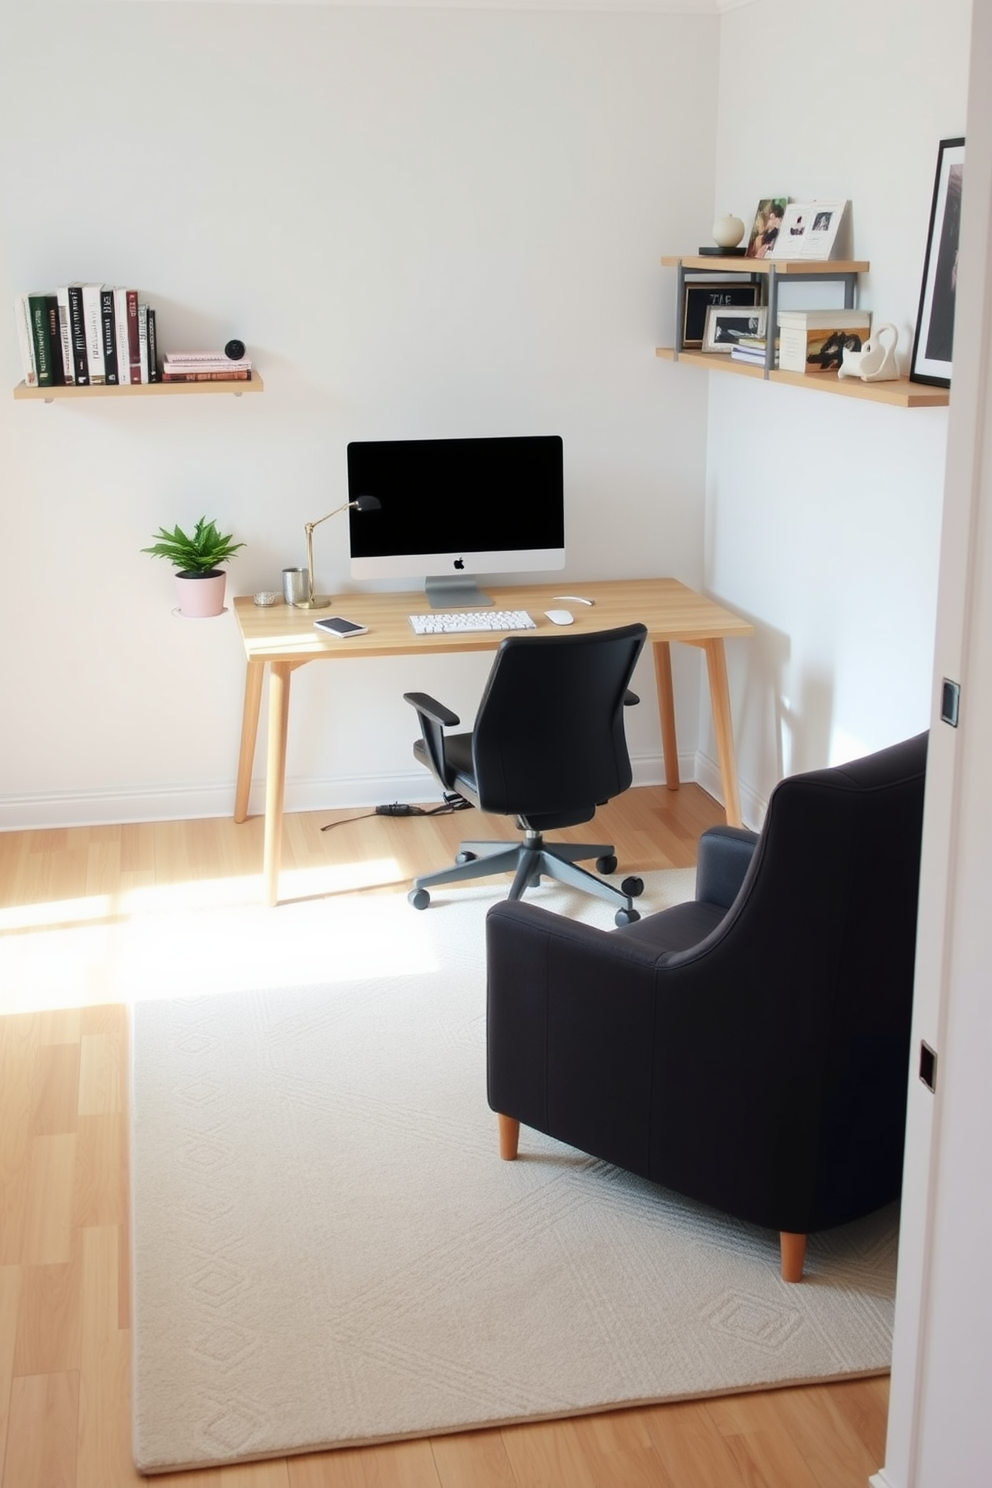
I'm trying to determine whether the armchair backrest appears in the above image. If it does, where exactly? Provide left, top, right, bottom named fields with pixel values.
left=656, top=730, right=928, bottom=1230
left=470, top=624, right=647, bottom=819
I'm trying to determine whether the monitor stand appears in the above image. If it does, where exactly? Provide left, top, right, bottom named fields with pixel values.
left=425, top=575, right=494, bottom=609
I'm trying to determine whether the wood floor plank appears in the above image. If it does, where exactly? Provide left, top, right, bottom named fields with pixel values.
left=4, top=1371, right=79, bottom=1488
left=12, top=1231, right=82, bottom=1376
left=0, top=1265, right=22, bottom=1478
left=77, top=1032, right=123, bottom=1115
left=430, top=1426, right=518, bottom=1488
left=72, top=1113, right=128, bottom=1229
left=640, top=1400, right=749, bottom=1488
left=499, top=1418, right=602, bottom=1488
left=29, top=1041, right=81, bottom=1136
left=76, top=1226, right=143, bottom=1488
left=288, top=1446, right=371, bottom=1488
left=20, top=1133, right=77, bottom=1265
left=769, top=1384, right=882, bottom=1488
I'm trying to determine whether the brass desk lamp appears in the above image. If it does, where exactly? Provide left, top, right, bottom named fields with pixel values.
left=294, top=495, right=381, bottom=609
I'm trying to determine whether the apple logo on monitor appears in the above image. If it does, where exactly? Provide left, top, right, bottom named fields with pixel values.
left=454, top=558, right=465, bottom=570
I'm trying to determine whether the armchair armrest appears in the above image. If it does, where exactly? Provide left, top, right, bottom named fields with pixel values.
left=694, top=824, right=759, bottom=910
left=403, top=691, right=461, bottom=790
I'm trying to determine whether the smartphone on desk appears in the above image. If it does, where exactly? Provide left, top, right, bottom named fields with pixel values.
left=313, top=616, right=369, bottom=639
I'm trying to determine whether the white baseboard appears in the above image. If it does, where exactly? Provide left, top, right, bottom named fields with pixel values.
left=868, top=1471, right=898, bottom=1488
left=0, top=750, right=742, bottom=832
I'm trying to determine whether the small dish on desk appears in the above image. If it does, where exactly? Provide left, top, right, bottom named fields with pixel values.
left=253, top=591, right=280, bottom=607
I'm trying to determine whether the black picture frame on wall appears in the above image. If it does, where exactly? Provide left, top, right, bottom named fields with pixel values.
left=910, top=137, right=965, bottom=388
left=681, top=281, right=761, bottom=349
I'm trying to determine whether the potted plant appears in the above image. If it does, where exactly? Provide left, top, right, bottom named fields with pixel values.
left=142, top=516, right=245, bottom=618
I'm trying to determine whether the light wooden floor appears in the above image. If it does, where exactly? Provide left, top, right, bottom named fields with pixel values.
left=0, top=786, right=888, bottom=1487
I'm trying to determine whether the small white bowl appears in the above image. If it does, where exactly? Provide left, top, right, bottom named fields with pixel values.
left=253, top=591, right=280, bottom=607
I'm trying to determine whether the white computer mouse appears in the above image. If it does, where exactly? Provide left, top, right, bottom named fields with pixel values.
left=544, top=608, right=574, bottom=626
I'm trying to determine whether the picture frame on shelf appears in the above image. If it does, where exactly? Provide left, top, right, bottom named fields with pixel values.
left=744, top=198, right=789, bottom=259
left=911, top=137, right=965, bottom=388
left=703, top=305, right=767, bottom=353
left=681, top=281, right=762, bottom=349
left=770, top=201, right=849, bottom=260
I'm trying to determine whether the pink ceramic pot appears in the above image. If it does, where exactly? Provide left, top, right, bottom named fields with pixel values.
left=175, top=569, right=227, bottom=618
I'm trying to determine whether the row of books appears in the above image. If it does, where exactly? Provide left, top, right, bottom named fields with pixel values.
left=14, top=285, right=158, bottom=388
left=730, top=309, right=871, bottom=374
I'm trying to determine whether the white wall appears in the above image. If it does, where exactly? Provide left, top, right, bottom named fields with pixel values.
left=0, top=1, right=717, bottom=827
left=701, top=0, right=972, bottom=822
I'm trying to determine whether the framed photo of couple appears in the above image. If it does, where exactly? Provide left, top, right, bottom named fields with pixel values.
left=769, top=202, right=849, bottom=260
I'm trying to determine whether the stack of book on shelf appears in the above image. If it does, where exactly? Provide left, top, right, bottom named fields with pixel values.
left=777, top=309, right=872, bottom=374
left=161, top=352, right=252, bottom=383
left=730, top=336, right=778, bottom=367
left=13, top=285, right=158, bottom=388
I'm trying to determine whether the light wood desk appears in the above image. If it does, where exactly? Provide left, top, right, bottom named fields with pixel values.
left=232, top=578, right=754, bottom=905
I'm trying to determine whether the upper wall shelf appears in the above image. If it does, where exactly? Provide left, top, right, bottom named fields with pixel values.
left=660, top=254, right=871, bottom=276
left=12, top=373, right=264, bottom=402
left=658, top=254, right=949, bottom=408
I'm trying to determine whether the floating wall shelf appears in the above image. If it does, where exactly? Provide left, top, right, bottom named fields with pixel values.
left=12, top=373, right=264, bottom=402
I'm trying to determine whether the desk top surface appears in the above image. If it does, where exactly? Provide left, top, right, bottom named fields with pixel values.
left=232, top=577, right=753, bottom=663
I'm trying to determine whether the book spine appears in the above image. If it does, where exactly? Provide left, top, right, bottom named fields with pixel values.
left=162, top=361, right=252, bottom=374
left=146, top=306, right=159, bottom=382
left=125, top=290, right=142, bottom=384
left=55, top=287, right=75, bottom=384
left=100, top=288, right=119, bottom=384
left=81, top=284, right=106, bottom=383
left=28, top=292, right=56, bottom=386
left=137, top=303, right=149, bottom=384
left=67, top=285, right=89, bottom=384
left=160, top=369, right=251, bottom=382
left=44, top=295, right=65, bottom=385
left=112, top=288, right=131, bottom=384
left=14, top=294, right=38, bottom=386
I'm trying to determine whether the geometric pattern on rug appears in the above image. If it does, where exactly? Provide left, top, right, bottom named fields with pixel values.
left=130, top=873, right=896, bottom=1474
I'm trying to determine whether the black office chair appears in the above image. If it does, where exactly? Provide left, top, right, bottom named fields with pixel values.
left=403, top=623, right=648, bottom=925
left=487, top=731, right=928, bottom=1281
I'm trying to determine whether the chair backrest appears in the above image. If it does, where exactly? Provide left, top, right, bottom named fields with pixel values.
left=470, top=624, right=647, bottom=820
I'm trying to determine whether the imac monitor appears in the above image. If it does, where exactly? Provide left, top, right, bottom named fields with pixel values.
left=346, top=434, right=565, bottom=608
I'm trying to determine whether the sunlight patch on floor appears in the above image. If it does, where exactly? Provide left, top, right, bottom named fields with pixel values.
left=0, top=859, right=449, bottom=1015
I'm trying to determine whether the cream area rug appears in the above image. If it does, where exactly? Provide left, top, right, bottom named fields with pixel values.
left=129, top=872, right=897, bottom=1475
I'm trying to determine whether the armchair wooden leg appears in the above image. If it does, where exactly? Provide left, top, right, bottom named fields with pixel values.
left=498, top=1114, right=520, bottom=1160
left=780, top=1231, right=807, bottom=1282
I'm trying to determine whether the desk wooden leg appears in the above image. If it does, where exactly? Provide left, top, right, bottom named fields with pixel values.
left=234, top=660, right=264, bottom=824
left=263, top=661, right=293, bottom=907
left=704, top=638, right=743, bottom=828
left=653, top=641, right=680, bottom=792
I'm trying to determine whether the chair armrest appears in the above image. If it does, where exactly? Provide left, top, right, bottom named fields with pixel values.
left=402, top=692, right=460, bottom=729
left=694, top=824, right=759, bottom=909
left=403, top=691, right=461, bottom=790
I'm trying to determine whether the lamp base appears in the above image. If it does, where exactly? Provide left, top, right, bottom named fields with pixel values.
left=292, top=595, right=333, bottom=609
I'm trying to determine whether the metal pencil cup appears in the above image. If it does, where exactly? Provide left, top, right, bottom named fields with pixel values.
left=282, top=567, right=309, bottom=606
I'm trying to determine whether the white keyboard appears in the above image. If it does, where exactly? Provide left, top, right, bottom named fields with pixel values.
left=408, top=609, right=537, bottom=635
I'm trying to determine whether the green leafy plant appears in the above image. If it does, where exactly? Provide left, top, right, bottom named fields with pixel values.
left=142, top=517, right=245, bottom=575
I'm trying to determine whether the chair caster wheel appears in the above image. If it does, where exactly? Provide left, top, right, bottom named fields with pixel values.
left=621, top=876, right=644, bottom=898
left=596, top=854, right=618, bottom=875
left=615, top=907, right=640, bottom=927
left=455, top=850, right=477, bottom=865
left=408, top=888, right=431, bottom=910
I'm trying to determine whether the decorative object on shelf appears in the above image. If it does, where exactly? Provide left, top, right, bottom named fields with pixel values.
left=770, top=201, right=850, bottom=261
left=142, top=516, right=245, bottom=619
left=839, top=323, right=900, bottom=383
left=777, top=310, right=871, bottom=374
left=703, top=305, right=767, bottom=354
left=701, top=214, right=746, bottom=256
left=681, top=280, right=761, bottom=348
left=225, top=339, right=247, bottom=360
left=253, top=591, right=280, bottom=607
left=911, top=137, right=965, bottom=389
left=294, top=496, right=382, bottom=610
left=744, top=198, right=790, bottom=259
